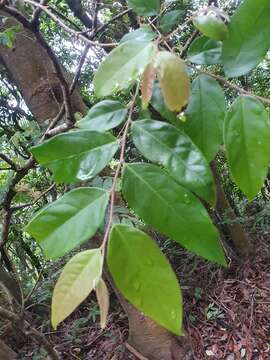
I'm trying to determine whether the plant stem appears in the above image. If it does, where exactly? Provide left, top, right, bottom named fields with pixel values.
left=100, top=83, right=140, bottom=254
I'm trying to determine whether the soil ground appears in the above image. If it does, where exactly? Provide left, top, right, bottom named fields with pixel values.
left=2, top=232, right=270, bottom=360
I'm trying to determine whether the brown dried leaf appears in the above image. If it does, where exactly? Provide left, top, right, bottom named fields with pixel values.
left=140, top=63, right=156, bottom=109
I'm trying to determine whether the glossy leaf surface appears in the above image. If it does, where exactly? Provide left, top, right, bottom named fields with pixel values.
left=52, top=249, right=102, bottom=329
left=224, top=96, right=270, bottom=200
left=127, top=0, right=160, bottom=16
left=150, top=82, right=179, bottom=126
left=187, top=36, right=222, bottom=65
left=132, top=119, right=216, bottom=205
left=222, top=0, right=270, bottom=77
left=94, top=40, right=156, bottom=97
left=107, top=224, right=182, bottom=335
left=120, top=26, right=157, bottom=43
left=26, top=188, right=109, bottom=259
left=193, top=14, right=228, bottom=41
left=185, top=75, right=226, bottom=161
left=122, top=163, right=226, bottom=265
left=31, top=130, right=119, bottom=184
left=159, top=10, right=184, bottom=33
left=77, top=100, right=128, bottom=132
left=156, top=51, right=190, bottom=112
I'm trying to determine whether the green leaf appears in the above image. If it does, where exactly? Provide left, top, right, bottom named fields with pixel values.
left=187, top=35, right=222, bottom=65
left=120, top=26, right=157, bottom=43
left=107, top=224, right=182, bottom=335
left=132, top=119, right=216, bottom=205
left=155, top=51, right=190, bottom=112
left=94, top=40, right=156, bottom=97
left=26, top=188, right=109, bottom=259
left=159, top=10, right=184, bottom=33
left=224, top=96, right=270, bottom=200
left=222, top=0, right=270, bottom=78
left=150, top=82, right=179, bottom=127
left=122, top=163, right=226, bottom=265
left=30, top=130, right=119, bottom=184
left=127, top=0, right=160, bottom=16
left=185, top=75, right=226, bottom=162
left=51, top=249, right=102, bottom=329
left=77, top=100, right=128, bottom=132
left=193, top=14, right=228, bottom=41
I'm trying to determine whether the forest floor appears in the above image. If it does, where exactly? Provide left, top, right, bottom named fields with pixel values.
left=3, top=230, right=270, bottom=360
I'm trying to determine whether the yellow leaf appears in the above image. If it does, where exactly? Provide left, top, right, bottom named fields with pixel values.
left=155, top=51, right=190, bottom=112
left=95, top=278, right=110, bottom=329
left=51, top=249, right=102, bottom=329
left=141, top=63, right=156, bottom=109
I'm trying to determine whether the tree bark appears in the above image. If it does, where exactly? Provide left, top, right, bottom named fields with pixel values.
left=0, top=14, right=87, bottom=129
left=123, top=301, right=192, bottom=360
left=211, top=161, right=251, bottom=257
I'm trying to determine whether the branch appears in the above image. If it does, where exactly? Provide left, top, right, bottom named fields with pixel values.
left=155, top=22, right=270, bottom=106
left=0, top=157, right=35, bottom=249
left=83, top=8, right=132, bottom=36
left=0, top=306, right=60, bottom=360
left=188, top=65, right=270, bottom=106
left=11, top=183, right=56, bottom=211
left=0, top=153, right=18, bottom=170
left=66, top=0, right=96, bottom=29
left=101, top=83, right=140, bottom=254
left=31, top=0, right=49, bottom=28
left=18, top=0, right=118, bottom=48
left=180, top=30, right=199, bottom=58
left=44, top=43, right=91, bottom=135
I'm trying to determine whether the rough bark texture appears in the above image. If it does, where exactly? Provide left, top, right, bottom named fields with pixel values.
left=124, top=301, right=193, bottom=360
left=0, top=14, right=87, bottom=128
left=212, top=161, right=251, bottom=257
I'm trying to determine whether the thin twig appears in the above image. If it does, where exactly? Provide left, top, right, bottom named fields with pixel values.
left=0, top=305, right=60, bottom=359
left=180, top=30, right=199, bottom=58
left=100, top=83, right=140, bottom=253
left=21, top=0, right=118, bottom=48
left=25, top=262, right=46, bottom=304
left=11, top=183, right=56, bottom=212
left=31, top=0, right=49, bottom=27
left=81, top=8, right=131, bottom=36
left=0, top=153, right=18, bottom=170
left=188, top=64, right=270, bottom=106
left=44, top=43, right=91, bottom=135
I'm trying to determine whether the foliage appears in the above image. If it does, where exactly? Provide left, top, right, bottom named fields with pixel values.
left=1, top=0, right=270, bottom=350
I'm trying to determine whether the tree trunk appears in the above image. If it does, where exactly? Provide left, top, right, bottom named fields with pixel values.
left=211, top=161, right=251, bottom=257
left=104, top=268, right=192, bottom=360
left=123, top=301, right=192, bottom=360
left=0, top=13, right=87, bottom=129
